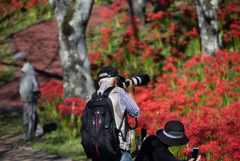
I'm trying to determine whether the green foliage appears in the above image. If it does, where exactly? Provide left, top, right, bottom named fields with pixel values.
left=184, top=38, right=201, bottom=57
left=169, top=145, right=187, bottom=160
left=31, top=125, right=89, bottom=160
left=61, top=112, right=82, bottom=140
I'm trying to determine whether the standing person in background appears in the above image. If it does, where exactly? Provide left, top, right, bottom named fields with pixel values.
left=136, top=120, right=201, bottom=161
left=13, top=52, right=44, bottom=141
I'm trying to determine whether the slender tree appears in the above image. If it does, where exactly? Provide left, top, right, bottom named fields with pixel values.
left=193, top=0, right=223, bottom=57
left=49, top=0, right=95, bottom=98
left=129, top=0, right=147, bottom=25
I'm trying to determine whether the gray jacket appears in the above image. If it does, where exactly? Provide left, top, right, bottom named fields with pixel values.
left=19, top=63, right=39, bottom=102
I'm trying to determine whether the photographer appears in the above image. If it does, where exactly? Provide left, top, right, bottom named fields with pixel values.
left=94, top=66, right=140, bottom=161
left=135, top=120, right=201, bottom=161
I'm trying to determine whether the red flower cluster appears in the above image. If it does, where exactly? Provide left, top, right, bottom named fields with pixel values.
left=57, top=97, right=86, bottom=119
left=39, top=79, right=64, bottom=105
left=40, top=49, right=240, bottom=159
left=184, top=103, right=240, bottom=160
left=100, top=28, right=112, bottom=44
left=218, top=0, right=240, bottom=44
left=131, top=50, right=240, bottom=160
left=0, top=0, right=48, bottom=13
left=185, top=27, right=199, bottom=38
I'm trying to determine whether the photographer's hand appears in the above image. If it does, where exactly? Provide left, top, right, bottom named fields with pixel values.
left=123, top=80, right=137, bottom=105
left=188, top=155, right=201, bottom=161
left=123, top=80, right=135, bottom=94
left=34, top=90, right=42, bottom=99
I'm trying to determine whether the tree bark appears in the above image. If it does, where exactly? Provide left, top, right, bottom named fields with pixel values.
left=49, top=0, right=95, bottom=98
left=193, top=0, right=222, bottom=57
left=129, top=0, right=147, bottom=25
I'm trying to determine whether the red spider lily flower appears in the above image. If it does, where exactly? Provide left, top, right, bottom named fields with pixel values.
left=111, top=2, right=125, bottom=12
left=170, top=49, right=178, bottom=54
left=183, top=54, right=202, bottom=69
left=39, top=80, right=64, bottom=104
left=223, top=34, right=231, bottom=43
left=142, top=47, right=153, bottom=58
left=181, top=7, right=195, bottom=18
left=11, top=0, right=21, bottom=10
left=57, top=97, right=86, bottom=119
left=156, top=34, right=163, bottom=39
left=89, top=51, right=102, bottom=64
left=185, top=27, right=199, bottom=38
left=146, top=11, right=165, bottom=21
left=98, top=7, right=114, bottom=20
left=150, top=24, right=161, bottom=30
left=178, top=39, right=187, bottom=45
left=170, top=23, right=175, bottom=32
left=25, top=0, right=38, bottom=9
left=158, top=0, right=174, bottom=7
left=92, top=45, right=97, bottom=49
left=163, top=62, right=177, bottom=73
left=100, top=28, right=112, bottom=36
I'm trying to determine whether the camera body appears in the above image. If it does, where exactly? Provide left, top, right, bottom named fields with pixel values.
left=119, top=74, right=150, bottom=88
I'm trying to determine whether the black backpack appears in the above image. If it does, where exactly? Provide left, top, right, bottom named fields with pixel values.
left=80, top=87, right=125, bottom=159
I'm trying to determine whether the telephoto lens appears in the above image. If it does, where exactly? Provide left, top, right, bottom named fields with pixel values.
left=125, top=74, right=150, bottom=87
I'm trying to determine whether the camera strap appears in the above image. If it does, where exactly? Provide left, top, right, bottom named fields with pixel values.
left=128, top=118, right=138, bottom=130
left=118, top=112, right=127, bottom=142
left=118, top=112, right=138, bottom=142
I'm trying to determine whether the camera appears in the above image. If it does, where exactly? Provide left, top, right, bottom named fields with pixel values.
left=119, top=74, right=150, bottom=88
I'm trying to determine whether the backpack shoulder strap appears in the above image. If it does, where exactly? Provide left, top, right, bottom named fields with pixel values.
left=91, top=91, right=98, bottom=98
left=102, top=87, right=115, bottom=97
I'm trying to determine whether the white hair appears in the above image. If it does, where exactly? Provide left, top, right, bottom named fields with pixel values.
left=99, top=77, right=116, bottom=85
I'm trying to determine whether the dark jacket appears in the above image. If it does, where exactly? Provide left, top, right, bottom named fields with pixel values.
left=136, top=135, right=183, bottom=161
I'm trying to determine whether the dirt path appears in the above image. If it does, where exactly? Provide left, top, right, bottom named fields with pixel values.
left=0, top=138, right=75, bottom=161
left=0, top=145, right=73, bottom=161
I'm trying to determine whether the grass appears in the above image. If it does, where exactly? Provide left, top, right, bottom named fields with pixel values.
left=30, top=130, right=90, bottom=161
left=29, top=108, right=90, bottom=160
left=0, top=109, right=90, bottom=161
left=0, top=109, right=138, bottom=161
left=0, top=114, right=24, bottom=137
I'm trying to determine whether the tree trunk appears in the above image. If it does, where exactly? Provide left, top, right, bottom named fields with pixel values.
left=129, top=0, right=147, bottom=25
left=49, top=0, right=95, bottom=98
left=193, top=0, right=222, bottom=57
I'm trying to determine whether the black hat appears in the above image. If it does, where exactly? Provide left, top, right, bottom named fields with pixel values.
left=156, top=120, right=189, bottom=146
left=97, top=66, right=120, bottom=80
